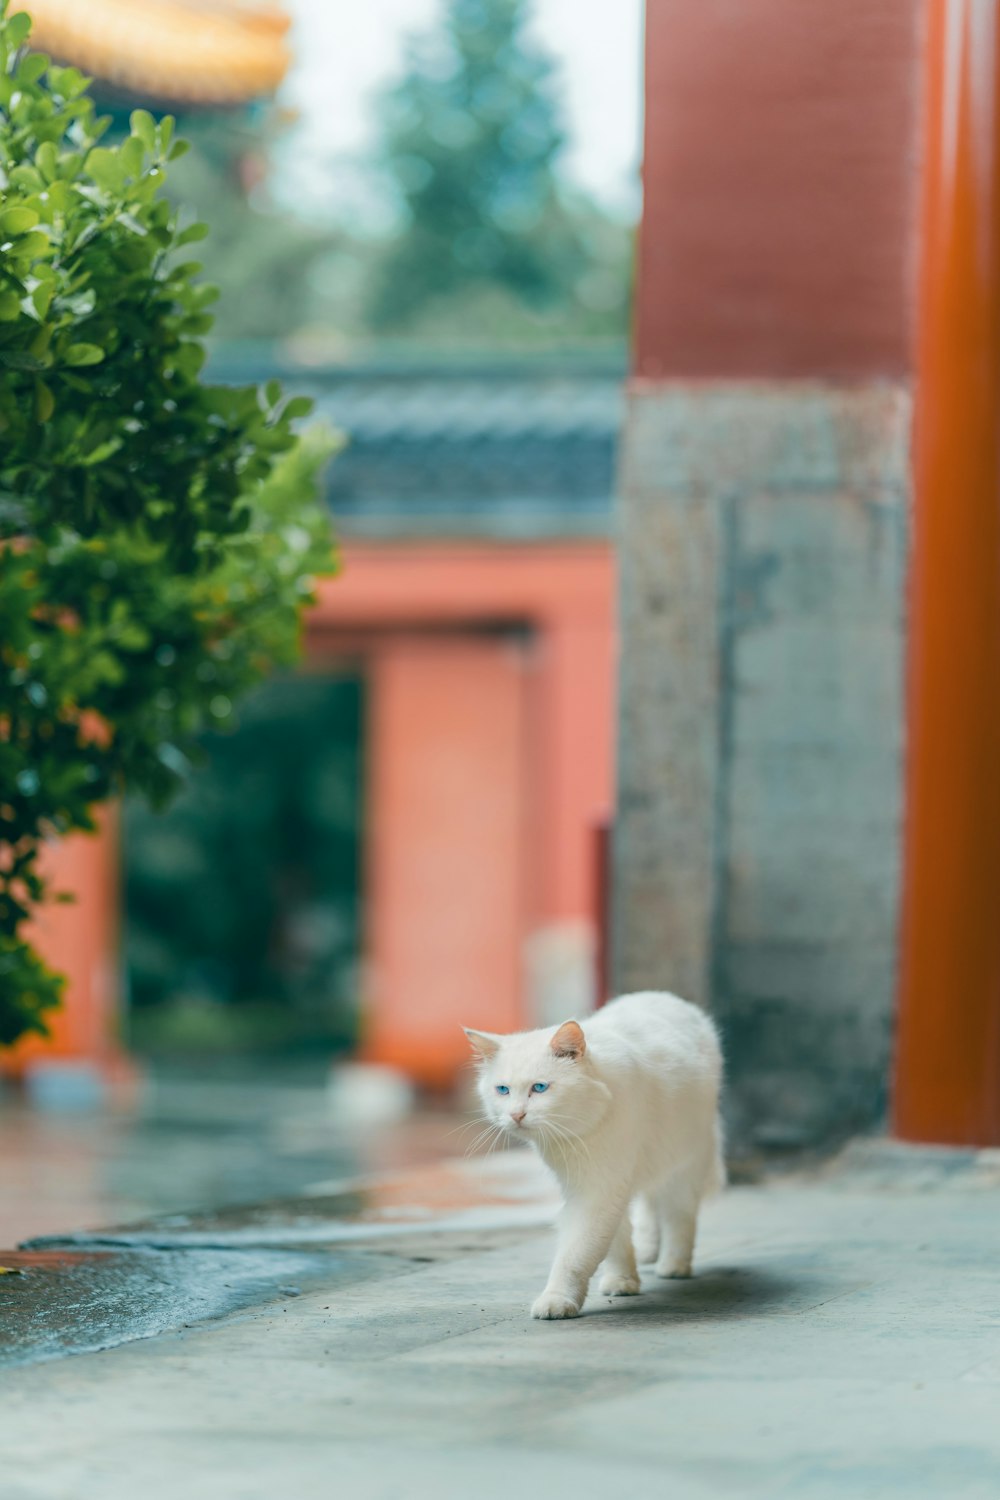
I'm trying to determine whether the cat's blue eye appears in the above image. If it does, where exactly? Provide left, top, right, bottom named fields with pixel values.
left=531, top=1082, right=550, bottom=1093
left=495, top=1084, right=510, bottom=1095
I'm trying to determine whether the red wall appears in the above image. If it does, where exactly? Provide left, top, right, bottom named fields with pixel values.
left=636, top=0, right=925, bottom=378
left=4, top=810, right=122, bottom=1080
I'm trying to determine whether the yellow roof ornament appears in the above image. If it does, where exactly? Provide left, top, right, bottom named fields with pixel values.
left=12, top=0, right=292, bottom=107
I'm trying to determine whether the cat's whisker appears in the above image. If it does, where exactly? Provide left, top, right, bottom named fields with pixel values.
left=540, top=1117, right=592, bottom=1182
left=461, top=1120, right=503, bottom=1159
left=468, top=1121, right=511, bottom=1175
left=449, top=1122, right=497, bottom=1152
left=471, top=1128, right=505, bottom=1159
left=537, top=1122, right=572, bottom=1168
left=545, top=1114, right=591, bottom=1161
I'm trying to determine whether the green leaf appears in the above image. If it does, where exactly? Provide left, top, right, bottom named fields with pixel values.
left=78, top=437, right=122, bottom=466
left=45, top=179, right=71, bottom=212
left=62, top=343, right=105, bottom=366
left=47, top=64, right=88, bottom=99
left=13, top=229, right=50, bottom=260
left=29, top=324, right=53, bottom=357
left=175, top=220, right=209, bottom=246
left=283, top=396, right=314, bottom=421
left=129, top=109, right=157, bottom=151
left=31, top=282, right=53, bottom=319
left=17, top=52, right=48, bottom=84
left=120, top=135, right=144, bottom=179
left=85, top=147, right=124, bottom=192
left=36, top=141, right=59, bottom=182
left=34, top=379, right=54, bottom=422
left=0, top=206, right=39, bottom=235
left=6, top=11, right=32, bottom=46
left=171, top=342, right=206, bottom=379
left=0, top=290, right=21, bottom=320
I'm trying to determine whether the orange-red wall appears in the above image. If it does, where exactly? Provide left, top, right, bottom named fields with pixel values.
left=637, top=0, right=924, bottom=378
left=362, top=635, right=528, bottom=1086
left=4, top=810, right=121, bottom=1080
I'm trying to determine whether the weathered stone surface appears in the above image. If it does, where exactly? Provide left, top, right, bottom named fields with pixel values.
left=614, top=381, right=910, bottom=1146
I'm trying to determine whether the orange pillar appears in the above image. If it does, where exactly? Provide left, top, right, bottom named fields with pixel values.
left=535, top=617, right=615, bottom=923
left=894, top=0, right=1000, bottom=1144
left=361, top=635, right=528, bottom=1088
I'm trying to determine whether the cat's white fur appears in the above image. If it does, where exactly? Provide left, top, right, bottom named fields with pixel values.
left=464, top=990, right=724, bottom=1320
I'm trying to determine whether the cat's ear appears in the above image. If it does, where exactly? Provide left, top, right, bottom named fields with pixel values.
left=550, top=1019, right=586, bottom=1060
left=463, top=1027, right=502, bottom=1061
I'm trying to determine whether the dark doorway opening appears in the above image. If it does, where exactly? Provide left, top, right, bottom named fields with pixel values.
left=124, top=671, right=364, bottom=1059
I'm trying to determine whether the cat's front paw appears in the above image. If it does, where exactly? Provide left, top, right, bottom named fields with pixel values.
left=531, top=1290, right=580, bottom=1320
left=598, top=1271, right=641, bottom=1297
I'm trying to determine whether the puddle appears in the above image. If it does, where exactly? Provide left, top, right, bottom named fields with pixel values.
left=26, top=1154, right=560, bottom=1251
left=0, top=1245, right=378, bottom=1369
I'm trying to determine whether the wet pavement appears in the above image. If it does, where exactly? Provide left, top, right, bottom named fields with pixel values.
left=5, top=1064, right=1000, bottom=1497
left=3, top=1146, right=1000, bottom=1500
left=0, top=1245, right=383, bottom=1368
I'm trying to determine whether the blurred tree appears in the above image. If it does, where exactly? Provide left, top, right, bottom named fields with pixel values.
left=367, top=0, right=628, bottom=337
left=159, top=110, right=339, bottom=344
left=0, top=4, right=337, bottom=1046
left=125, top=670, right=363, bottom=1057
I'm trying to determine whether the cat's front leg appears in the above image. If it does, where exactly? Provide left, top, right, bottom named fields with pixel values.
left=598, top=1214, right=640, bottom=1297
left=532, top=1192, right=628, bottom=1319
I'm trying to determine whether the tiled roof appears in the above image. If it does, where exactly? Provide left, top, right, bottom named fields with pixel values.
left=211, top=357, right=626, bottom=540
left=17, top=0, right=291, bottom=107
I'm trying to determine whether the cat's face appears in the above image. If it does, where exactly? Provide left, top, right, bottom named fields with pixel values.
left=464, top=1019, right=611, bottom=1144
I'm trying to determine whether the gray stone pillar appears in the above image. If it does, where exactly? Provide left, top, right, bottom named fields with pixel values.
left=613, top=382, right=910, bottom=1147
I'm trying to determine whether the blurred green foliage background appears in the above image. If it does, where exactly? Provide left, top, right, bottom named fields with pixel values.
left=161, top=0, right=632, bottom=353
left=125, top=672, right=363, bottom=1057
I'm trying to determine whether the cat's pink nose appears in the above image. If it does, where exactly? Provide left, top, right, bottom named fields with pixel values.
left=510, top=1109, right=526, bottom=1125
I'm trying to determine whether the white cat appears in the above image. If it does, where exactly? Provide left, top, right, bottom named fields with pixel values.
left=464, top=990, right=725, bottom=1319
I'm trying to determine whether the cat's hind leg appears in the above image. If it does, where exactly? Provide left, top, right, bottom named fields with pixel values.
left=631, top=1193, right=661, bottom=1265
left=653, top=1131, right=724, bottom=1280
left=598, top=1214, right=641, bottom=1297
left=653, top=1174, right=700, bottom=1280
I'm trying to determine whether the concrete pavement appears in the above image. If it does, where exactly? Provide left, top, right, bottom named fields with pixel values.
left=3, top=1144, right=1000, bottom=1499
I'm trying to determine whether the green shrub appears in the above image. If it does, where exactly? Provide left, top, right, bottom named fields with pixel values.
left=0, top=3, right=337, bottom=1045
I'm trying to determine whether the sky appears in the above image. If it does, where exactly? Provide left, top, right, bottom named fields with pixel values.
left=275, top=0, right=644, bottom=227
